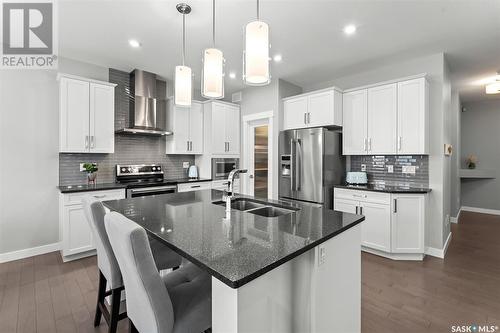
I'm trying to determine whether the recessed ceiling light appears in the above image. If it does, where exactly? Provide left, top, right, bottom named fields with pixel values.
left=273, top=54, right=282, bottom=62
left=343, top=24, right=357, bottom=35
left=128, top=39, right=141, bottom=48
left=229, top=72, right=236, bottom=79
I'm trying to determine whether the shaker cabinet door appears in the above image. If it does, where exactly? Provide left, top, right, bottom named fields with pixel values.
left=225, top=105, right=240, bottom=155
left=211, top=103, right=228, bottom=154
left=89, top=83, right=115, bottom=153
left=59, top=78, right=90, bottom=152
left=189, top=102, right=204, bottom=154
left=283, top=96, right=308, bottom=130
left=367, top=83, right=397, bottom=155
left=391, top=195, right=425, bottom=253
left=342, top=89, right=368, bottom=155
left=360, top=202, right=391, bottom=252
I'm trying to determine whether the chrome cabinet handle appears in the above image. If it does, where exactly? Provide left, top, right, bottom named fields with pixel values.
left=190, top=141, right=192, bottom=151
left=187, top=141, right=190, bottom=151
left=93, top=195, right=106, bottom=199
left=304, top=113, right=307, bottom=124
left=360, top=206, right=363, bottom=215
left=191, top=185, right=201, bottom=188
left=355, top=206, right=359, bottom=214
left=363, top=138, right=367, bottom=152
left=397, top=136, right=402, bottom=151
left=368, top=138, right=372, bottom=151
left=85, top=136, right=89, bottom=149
left=307, top=112, right=311, bottom=124
left=90, top=136, right=95, bottom=149
left=394, top=199, right=397, bottom=213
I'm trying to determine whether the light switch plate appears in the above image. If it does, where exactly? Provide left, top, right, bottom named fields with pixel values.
left=387, top=165, right=394, bottom=173
left=183, top=162, right=190, bottom=169
left=361, top=164, right=367, bottom=172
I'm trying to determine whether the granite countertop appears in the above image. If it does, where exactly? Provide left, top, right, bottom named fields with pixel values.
left=58, top=178, right=212, bottom=193
left=103, top=190, right=364, bottom=289
left=334, top=184, right=432, bottom=194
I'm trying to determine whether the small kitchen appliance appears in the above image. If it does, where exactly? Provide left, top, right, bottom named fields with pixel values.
left=188, top=165, right=199, bottom=179
left=346, top=172, right=368, bottom=185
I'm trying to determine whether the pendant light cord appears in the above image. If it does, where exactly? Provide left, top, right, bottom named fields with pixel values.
left=182, top=13, right=186, bottom=66
left=256, top=0, right=260, bottom=20
left=212, top=0, right=216, bottom=47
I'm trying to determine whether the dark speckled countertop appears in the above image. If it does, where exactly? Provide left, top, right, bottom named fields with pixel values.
left=103, top=190, right=364, bottom=288
left=58, top=178, right=212, bottom=193
left=334, top=184, right=431, bottom=194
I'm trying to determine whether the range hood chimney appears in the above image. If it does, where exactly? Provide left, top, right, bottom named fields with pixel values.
left=116, top=69, right=172, bottom=136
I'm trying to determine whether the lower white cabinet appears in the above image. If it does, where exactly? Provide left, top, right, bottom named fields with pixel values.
left=177, top=181, right=211, bottom=192
left=333, top=188, right=426, bottom=260
left=59, top=189, right=125, bottom=261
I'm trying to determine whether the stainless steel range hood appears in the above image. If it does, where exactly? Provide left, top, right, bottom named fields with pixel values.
left=116, top=69, right=172, bottom=136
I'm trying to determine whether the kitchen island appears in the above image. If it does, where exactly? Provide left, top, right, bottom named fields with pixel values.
left=104, top=190, right=364, bottom=333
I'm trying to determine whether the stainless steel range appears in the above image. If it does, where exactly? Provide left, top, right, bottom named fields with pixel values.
left=116, top=164, right=177, bottom=198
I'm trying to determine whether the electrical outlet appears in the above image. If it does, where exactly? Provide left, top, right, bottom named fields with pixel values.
left=402, top=165, right=416, bottom=174
left=361, top=164, right=367, bottom=172
left=387, top=165, right=394, bottom=173
left=183, top=162, right=190, bottom=169
left=318, top=246, right=326, bottom=266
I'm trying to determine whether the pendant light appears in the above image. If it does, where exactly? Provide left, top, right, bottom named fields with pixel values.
left=175, top=3, right=192, bottom=106
left=243, top=0, right=270, bottom=86
left=201, top=0, right=224, bottom=99
left=485, top=71, right=500, bottom=94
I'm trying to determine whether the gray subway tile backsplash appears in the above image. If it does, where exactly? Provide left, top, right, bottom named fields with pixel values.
left=349, top=155, right=428, bottom=187
left=59, top=68, right=194, bottom=185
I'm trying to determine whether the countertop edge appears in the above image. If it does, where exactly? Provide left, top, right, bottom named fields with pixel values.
left=58, top=178, right=213, bottom=193
left=135, top=212, right=365, bottom=289
left=334, top=184, right=432, bottom=194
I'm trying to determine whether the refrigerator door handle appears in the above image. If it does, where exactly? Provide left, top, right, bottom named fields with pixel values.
left=296, top=139, right=302, bottom=191
left=290, top=139, right=296, bottom=192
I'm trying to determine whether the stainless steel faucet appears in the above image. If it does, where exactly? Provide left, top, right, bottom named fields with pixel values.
left=223, top=169, right=247, bottom=213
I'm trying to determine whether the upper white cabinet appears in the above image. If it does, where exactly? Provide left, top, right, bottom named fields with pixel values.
left=166, top=101, right=204, bottom=154
left=342, top=75, right=429, bottom=156
left=367, top=83, right=397, bottom=154
left=283, top=88, right=342, bottom=130
left=59, top=74, right=116, bottom=153
left=397, top=78, right=429, bottom=154
left=343, top=90, right=368, bottom=155
left=203, top=101, right=240, bottom=156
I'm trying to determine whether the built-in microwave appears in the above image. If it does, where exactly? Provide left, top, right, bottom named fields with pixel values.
left=212, top=158, right=239, bottom=180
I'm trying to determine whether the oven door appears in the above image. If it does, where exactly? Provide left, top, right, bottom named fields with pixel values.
left=127, top=185, right=177, bottom=198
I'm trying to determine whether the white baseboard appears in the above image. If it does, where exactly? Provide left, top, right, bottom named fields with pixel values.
left=0, top=242, right=60, bottom=264
left=361, top=247, right=424, bottom=261
left=425, top=232, right=452, bottom=259
left=460, top=206, right=500, bottom=216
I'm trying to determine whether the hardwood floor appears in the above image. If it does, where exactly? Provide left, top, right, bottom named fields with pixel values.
left=0, top=211, right=499, bottom=333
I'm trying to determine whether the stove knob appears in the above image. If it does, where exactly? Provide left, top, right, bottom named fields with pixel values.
left=157, top=166, right=161, bottom=171
left=121, top=168, right=126, bottom=172
left=152, top=167, right=156, bottom=171
left=128, top=167, right=132, bottom=172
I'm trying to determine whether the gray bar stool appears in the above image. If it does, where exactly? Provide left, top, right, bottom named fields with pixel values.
left=82, top=197, right=183, bottom=333
left=104, top=211, right=212, bottom=333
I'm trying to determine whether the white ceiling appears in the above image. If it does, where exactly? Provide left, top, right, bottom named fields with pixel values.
left=59, top=0, right=500, bottom=102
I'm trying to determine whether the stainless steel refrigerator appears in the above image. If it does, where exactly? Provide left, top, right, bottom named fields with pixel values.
left=279, top=127, right=344, bottom=208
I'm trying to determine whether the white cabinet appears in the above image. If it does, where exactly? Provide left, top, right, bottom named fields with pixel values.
left=391, top=194, right=425, bottom=253
left=342, top=90, right=368, bottom=155
left=59, top=74, right=116, bottom=153
left=283, top=88, right=342, bottom=130
left=333, top=188, right=426, bottom=260
left=359, top=201, right=391, bottom=252
left=342, top=75, right=428, bottom=156
left=203, top=101, right=240, bottom=156
left=367, top=84, right=397, bottom=154
left=177, top=181, right=211, bottom=192
left=59, top=189, right=125, bottom=261
left=166, top=101, right=204, bottom=154
left=397, top=78, right=429, bottom=154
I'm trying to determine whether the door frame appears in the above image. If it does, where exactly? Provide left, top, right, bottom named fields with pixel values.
left=242, top=111, right=274, bottom=198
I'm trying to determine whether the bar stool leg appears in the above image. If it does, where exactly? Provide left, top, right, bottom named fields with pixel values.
left=109, top=288, right=122, bottom=333
left=94, top=270, right=107, bottom=327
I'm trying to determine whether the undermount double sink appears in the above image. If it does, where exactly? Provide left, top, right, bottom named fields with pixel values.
left=213, top=198, right=299, bottom=217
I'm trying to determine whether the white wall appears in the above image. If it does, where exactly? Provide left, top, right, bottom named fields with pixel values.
left=303, top=53, right=448, bottom=250
left=461, top=99, right=500, bottom=210
left=239, top=79, right=302, bottom=199
left=450, top=91, right=461, bottom=218
left=0, top=57, right=108, bottom=256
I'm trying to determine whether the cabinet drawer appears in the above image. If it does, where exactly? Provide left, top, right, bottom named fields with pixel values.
left=334, top=188, right=390, bottom=205
left=63, top=189, right=125, bottom=206
left=177, top=182, right=211, bottom=192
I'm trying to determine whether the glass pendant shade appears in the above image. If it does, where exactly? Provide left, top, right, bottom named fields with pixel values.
left=175, top=65, right=192, bottom=106
left=244, top=20, right=270, bottom=86
left=202, top=48, right=224, bottom=99
left=485, top=80, right=500, bottom=94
